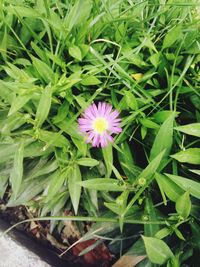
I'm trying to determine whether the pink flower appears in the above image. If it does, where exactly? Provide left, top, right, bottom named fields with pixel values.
left=78, top=102, right=122, bottom=147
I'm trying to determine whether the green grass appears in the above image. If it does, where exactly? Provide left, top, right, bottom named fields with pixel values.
left=0, top=0, right=200, bottom=266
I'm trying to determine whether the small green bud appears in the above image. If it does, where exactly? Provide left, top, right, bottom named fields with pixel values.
left=138, top=177, right=146, bottom=186
left=142, top=215, right=149, bottom=221
left=138, top=198, right=144, bottom=205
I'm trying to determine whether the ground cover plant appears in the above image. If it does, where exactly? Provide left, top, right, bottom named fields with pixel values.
left=0, top=0, right=200, bottom=266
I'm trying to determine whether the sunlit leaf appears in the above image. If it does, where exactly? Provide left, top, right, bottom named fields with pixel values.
left=176, top=191, right=191, bottom=219
left=78, top=178, right=126, bottom=191
left=174, top=123, right=200, bottom=138
left=142, top=236, right=174, bottom=264
left=171, top=148, right=200, bottom=165
left=166, top=173, right=200, bottom=200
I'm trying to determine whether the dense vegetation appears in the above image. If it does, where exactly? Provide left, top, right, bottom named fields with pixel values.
left=0, top=0, right=200, bottom=266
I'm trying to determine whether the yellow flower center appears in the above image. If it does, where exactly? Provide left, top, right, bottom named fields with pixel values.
left=93, top=117, right=108, bottom=134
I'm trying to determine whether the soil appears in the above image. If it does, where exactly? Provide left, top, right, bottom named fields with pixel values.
left=0, top=201, right=113, bottom=267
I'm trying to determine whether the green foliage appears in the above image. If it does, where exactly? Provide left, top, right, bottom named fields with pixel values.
left=166, top=174, right=200, bottom=200
left=171, top=148, right=200, bottom=164
left=0, top=0, right=199, bottom=265
left=176, top=191, right=191, bottom=219
left=175, top=123, right=200, bottom=138
left=142, top=236, right=174, bottom=264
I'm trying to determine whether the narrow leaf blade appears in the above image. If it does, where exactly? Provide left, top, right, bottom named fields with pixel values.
left=68, top=164, right=82, bottom=214
left=10, top=141, right=24, bottom=199
left=35, top=84, right=52, bottom=128
left=171, top=148, right=200, bottom=165
left=166, top=173, right=200, bottom=200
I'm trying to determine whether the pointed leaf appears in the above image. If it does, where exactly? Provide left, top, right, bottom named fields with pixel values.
left=68, top=164, right=82, bottom=214
left=171, top=148, right=200, bottom=165
left=142, top=236, right=173, bottom=264
left=32, top=56, right=54, bottom=83
left=166, top=173, right=200, bottom=200
left=102, top=144, right=113, bottom=177
left=138, top=150, right=165, bottom=182
left=81, top=76, right=101, bottom=85
left=175, top=123, right=200, bottom=138
left=155, top=173, right=184, bottom=202
left=150, top=113, right=174, bottom=161
left=69, top=46, right=82, bottom=61
left=77, top=158, right=99, bottom=167
left=162, top=25, right=182, bottom=49
left=8, top=94, right=31, bottom=115
left=35, top=84, right=52, bottom=128
left=176, top=191, right=191, bottom=219
left=46, top=170, right=66, bottom=202
left=10, top=141, right=24, bottom=199
left=144, top=197, right=160, bottom=237
left=78, top=178, right=126, bottom=191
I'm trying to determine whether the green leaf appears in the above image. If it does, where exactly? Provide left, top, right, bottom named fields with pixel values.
left=69, top=46, right=82, bottom=61
left=174, top=123, right=200, bottom=138
left=8, top=94, right=31, bottom=116
left=8, top=5, right=39, bottom=18
left=71, top=137, right=87, bottom=157
left=35, top=84, right=52, bottom=128
left=64, top=0, right=92, bottom=31
left=68, top=164, right=82, bottom=214
left=141, top=125, right=147, bottom=140
left=31, top=56, right=54, bottom=83
left=81, top=76, right=101, bottom=85
left=124, top=91, right=138, bottom=110
left=142, top=236, right=174, bottom=264
left=77, top=158, right=99, bottom=167
left=46, top=170, right=67, bottom=202
left=123, top=150, right=166, bottom=217
left=155, top=173, right=183, bottom=202
left=41, top=192, right=68, bottom=217
left=102, top=144, right=113, bottom=177
left=118, top=142, right=140, bottom=182
left=26, top=159, right=58, bottom=180
left=24, top=140, right=53, bottom=158
left=138, top=150, right=165, bottom=182
left=38, top=130, right=69, bottom=148
left=190, top=221, right=200, bottom=250
left=2, top=113, right=27, bottom=135
left=166, top=173, right=200, bottom=200
left=149, top=53, right=160, bottom=68
left=7, top=176, right=50, bottom=207
left=162, top=25, right=182, bottom=49
left=153, top=110, right=178, bottom=123
left=174, top=228, right=185, bottom=241
left=176, top=191, right=191, bottom=219
left=155, top=228, right=171, bottom=239
left=31, top=41, right=48, bottom=63
left=104, top=191, right=129, bottom=216
left=144, top=197, right=160, bottom=237
left=57, top=121, right=82, bottom=140
left=10, top=141, right=24, bottom=199
left=53, top=101, right=69, bottom=124
left=140, top=118, right=159, bottom=129
left=150, top=113, right=174, bottom=161
left=104, top=202, right=121, bottom=215
left=78, top=178, right=126, bottom=191
left=171, top=148, right=200, bottom=165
